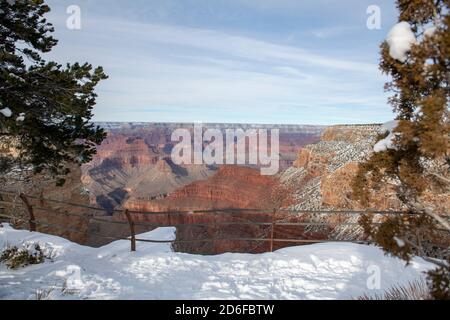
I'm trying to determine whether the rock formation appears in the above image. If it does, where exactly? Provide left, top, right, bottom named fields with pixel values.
left=280, top=124, right=449, bottom=241
left=282, top=124, right=386, bottom=210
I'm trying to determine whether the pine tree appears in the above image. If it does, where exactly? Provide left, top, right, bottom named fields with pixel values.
left=0, top=0, right=107, bottom=183
left=353, top=0, right=449, bottom=299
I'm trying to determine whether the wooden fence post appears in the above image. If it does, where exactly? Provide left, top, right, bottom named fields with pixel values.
left=19, top=193, right=36, bottom=232
left=270, top=210, right=275, bottom=252
left=124, top=209, right=136, bottom=252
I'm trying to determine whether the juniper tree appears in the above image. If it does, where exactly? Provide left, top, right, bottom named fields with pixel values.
left=0, top=0, right=107, bottom=183
left=353, top=0, right=449, bottom=299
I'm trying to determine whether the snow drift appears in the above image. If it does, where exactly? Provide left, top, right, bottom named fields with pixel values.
left=0, top=224, right=434, bottom=300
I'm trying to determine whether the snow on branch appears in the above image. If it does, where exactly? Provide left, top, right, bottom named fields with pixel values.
left=386, top=22, right=417, bottom=62
left=0, top=107, right=12, bottom=118
left=374, top=121, right=399, bottom=153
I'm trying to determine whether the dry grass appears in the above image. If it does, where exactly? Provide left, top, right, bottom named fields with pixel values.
left=358, top=279, right=432, bottom=300
left=35, top=288, right=55, bottom=300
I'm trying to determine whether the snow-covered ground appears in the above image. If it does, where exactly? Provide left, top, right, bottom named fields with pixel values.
left=0, top=224, right=434, bottom=300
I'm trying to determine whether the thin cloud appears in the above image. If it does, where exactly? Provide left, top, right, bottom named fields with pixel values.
left=43, top=1, right=393, bottom=124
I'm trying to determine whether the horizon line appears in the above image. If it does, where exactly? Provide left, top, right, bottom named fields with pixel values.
left=92, top=121, right=385, bottom=127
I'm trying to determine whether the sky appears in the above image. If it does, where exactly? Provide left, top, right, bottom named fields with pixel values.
left=44, top=0, right=399, bottom=125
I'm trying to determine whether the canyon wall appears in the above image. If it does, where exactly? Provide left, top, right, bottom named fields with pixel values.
left=284, top=124, right=450, bottom=213
left=283, top=124, right=393, bottom=211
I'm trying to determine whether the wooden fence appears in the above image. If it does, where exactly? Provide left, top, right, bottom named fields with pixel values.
left=0, top=190, right=447, bottom=253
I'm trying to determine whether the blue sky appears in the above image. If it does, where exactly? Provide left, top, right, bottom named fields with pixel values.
left=44, top=0, right=398, bottom=125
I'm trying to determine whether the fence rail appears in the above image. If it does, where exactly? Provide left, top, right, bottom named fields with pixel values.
left=0, top=190, right=448, bottom=253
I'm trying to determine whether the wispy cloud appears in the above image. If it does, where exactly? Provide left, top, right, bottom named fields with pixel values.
left=97, top=20, right=378, bottom=73
left=309, top=26, right=357, bottom=39
left=44, top=0, right=395, bottom=125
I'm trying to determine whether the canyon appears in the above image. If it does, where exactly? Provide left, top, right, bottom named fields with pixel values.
left=2, top=122, right=448, bottom=255
left=83, top=123, right=384, bottom=251
left=81, top=122, right=324, bottom=250
left=81, top=123, right=324, bottom=213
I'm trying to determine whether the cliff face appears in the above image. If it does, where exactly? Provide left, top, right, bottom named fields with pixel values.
left=278, top=125, right=396, bottom=241
left=95, top=136, right=160, bottom=168
left=315, top=125, right=405, bottom=210
left=285, top=124, right=450, bottom=213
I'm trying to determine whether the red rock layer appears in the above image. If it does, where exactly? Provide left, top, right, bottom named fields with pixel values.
left=94, top=134, right=160, bottom=169
left=124, top=165, right=278, bottom=212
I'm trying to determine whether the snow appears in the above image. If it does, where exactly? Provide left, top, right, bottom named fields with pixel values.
left=394, top=237, right=406, bottom=248
left=9, top=73, right=25, bottom=83
left=374, top=120, right=399, bottom=153
left=381, top=120, right=398, bottom=133
left=386, top=22, right=417, bottom=62
left=0, top=224, right=434, bottom=300
left=0, top=108, right=12, bottom=118
left=16, top=113, right=25, bottom=122
left=424, top=27, right=436, bottom=38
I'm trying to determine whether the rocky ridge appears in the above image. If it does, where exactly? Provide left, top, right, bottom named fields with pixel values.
left=279, top=124, right=449, bottom=242
left=281, top=124, right=384, bottom=211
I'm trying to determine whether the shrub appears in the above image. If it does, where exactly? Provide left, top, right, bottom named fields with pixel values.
left=35, top=288, right=55, bottom=300
left=0, top=244, right=47, bottom=269
left=426, top=262, right=450, bottom=300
